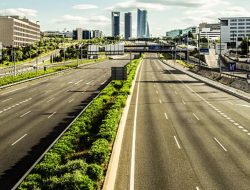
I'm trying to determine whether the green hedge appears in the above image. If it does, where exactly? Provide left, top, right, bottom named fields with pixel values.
left=18, top=56, right=142, bottom=190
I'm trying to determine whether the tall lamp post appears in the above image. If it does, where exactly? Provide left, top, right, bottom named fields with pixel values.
left=63, top=28, right=66, bottom=64
left=12, top=40, right=16, bottom=76
left=219, top=18, right=222, bottom=76
left=36, top=21, right=40, bottom=74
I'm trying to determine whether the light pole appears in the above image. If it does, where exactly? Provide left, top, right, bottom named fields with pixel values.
left=63, top=28, right=66, bottom=64
left=219, top=19, right=222, bottom=76
left=36, top=21, right=40, bottom=74
left=12, top=42, right=16, bottom=76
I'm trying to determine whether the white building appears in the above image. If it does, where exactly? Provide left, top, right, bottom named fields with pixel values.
left=220, top=17, right=250, bottom=43
left=0, top=16, right=40, bottom=47
left=200, top=28, right=220, bottom=42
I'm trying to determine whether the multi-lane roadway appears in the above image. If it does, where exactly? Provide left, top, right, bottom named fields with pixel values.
left=0, top=57, right=130, bottom=189
left=115, top=54, right=250, bottom=190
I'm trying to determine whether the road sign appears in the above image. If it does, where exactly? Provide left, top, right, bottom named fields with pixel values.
left=228, top=62, right=236, bottom=72
left=199, top=48, right=209, bottom=55
left=215, top=43, right=227, bottom=55
left=105, top=44, right=124, bottom=55
left=88, top=45, right=99, bottom=55
left=111, top=67, right=127, bottom=80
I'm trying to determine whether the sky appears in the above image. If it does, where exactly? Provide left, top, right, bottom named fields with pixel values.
left=1, top=0, right=250, bottom=37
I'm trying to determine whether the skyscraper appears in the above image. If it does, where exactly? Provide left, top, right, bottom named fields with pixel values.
left=112, top=12, right=120, bottom=37
left=125, top=12, right=132, bottom=39
left=137, top=9, right=150, bottom=38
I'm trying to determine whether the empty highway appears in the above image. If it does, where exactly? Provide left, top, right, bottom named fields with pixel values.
left=0, top=57, right=130, bottom=189
left=115, top=54, right=250, bottom=190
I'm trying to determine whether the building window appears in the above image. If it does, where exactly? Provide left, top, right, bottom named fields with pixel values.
left=238, top=19, right=245, bottom=22
left=230, top=23, right=237, bottom=26
left=230, top=19, right=237, bottom=22
left=230, top=27, right=237, bottom=29
left=238, top=23, right=245, bottom=25
left=238, top=27, right=245, bottom=29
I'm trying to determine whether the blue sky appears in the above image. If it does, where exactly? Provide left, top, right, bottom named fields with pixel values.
left=1, top=0, right=250, bottom=37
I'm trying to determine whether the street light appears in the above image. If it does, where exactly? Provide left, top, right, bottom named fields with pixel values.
left=36, top=21, right=40, bottom=74
left=12, top=40, right=16, bottom=76
left=63, top=28, right=66, bottom=65
left=219, top=18, right=222, bottom=76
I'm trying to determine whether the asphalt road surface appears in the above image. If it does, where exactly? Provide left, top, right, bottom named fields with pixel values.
left=0, top=57, right=130, bottom=189
left=115, top=54, right=250, bottom=190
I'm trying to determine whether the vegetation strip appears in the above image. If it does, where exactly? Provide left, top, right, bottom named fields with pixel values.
left=17, top=57, right=142, bottom=190
left=0, top=58, right=106, bottom=88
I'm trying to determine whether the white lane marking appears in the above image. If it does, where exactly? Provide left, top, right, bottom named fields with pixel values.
left=48, top=112, right=56, bottom=119
left=182, top=99, right=186, bottom=105
left=233, top=123, right=239, bottom=126
left=174, top=136, right=181, bottom=149
left=238, top=126, right=243, bottom=129
left=214, top=137, right=227, bottom=152
left=175, top=91, right=178, bottom=95
left=159, top=99, right=162, bottom=104
left=1, top=98, right=12, bottom=103
left=20, top=111, right=31, bottom=118
left=229, top=102, right=234, bottom=105
left=86, top=80, right=94, bottom=85
left=243, top=129, right=248, bottom=133
left=0, top=86, right=28, bottom=96
left=68, top=98, right=74, bottom=103
left=196, top=187, right=200, bottom=190
left=101, top=80, right=107, bottom=85
left=68, top=81, right=74, bottom=84
left=154, top=84, right=156, bottom=88
left=75, top=79, right=83, bottom=85
left=193, top=113, right=200, bottom=121
left=11, top=134, right=27, bottom=146
left=156, top=90, right=159, bottom=94
left=47, top=98, right=55, bottom=103
left=130, top=61, right=143, bottom=190
left=164, top=113, right=169, bottom=120
left=0, top=98, right=32, bottom=114
left=248, top=133, right=250, bottom=136
left=236, top=104, right=250, bottom=108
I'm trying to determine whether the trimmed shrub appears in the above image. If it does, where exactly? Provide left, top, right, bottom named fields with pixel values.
left=87, top=164, right=103, bottom=181
left=89, top=139, right=109, bottom=164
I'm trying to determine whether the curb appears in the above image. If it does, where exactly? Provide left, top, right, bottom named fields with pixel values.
left=161, top=60, right=250, bottom=103
left=102, top=59, right=143, bottom=190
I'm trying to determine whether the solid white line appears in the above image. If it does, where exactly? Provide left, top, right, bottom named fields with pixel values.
left=20, top=111, right=31, bottom=118
left=236, top=104, right=250, bottom=108
left=174, top=136, right=181, bottom=149
left=164, top=113, right=169, bottom=120
left=47, top=98, right=55, bottom=103
left=214, top=137, right=227, bottom=152
left=1, top=98, right=12, bottom=103
left=48, top=112, right=56, bottom=119
left=130, top=61, right=143, bottom=190
left=159, top=99, right=162, bottom=104
left=193, top=113, right=200, bottom=121
left=11, top=134, right=27, bottom=146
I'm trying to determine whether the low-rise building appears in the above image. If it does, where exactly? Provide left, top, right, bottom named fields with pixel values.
left=92, top=30, right=103, bottom=38
left=166, top=29, right=182, bottom=39
left=199, top=28, right=220, bottom=42
left=0, top=16, right=40, bottom=47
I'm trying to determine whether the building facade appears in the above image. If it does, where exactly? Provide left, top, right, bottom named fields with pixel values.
left=112, top=12, right=120, bottom=37
left=0, top=16, right=40, bottom=47
left=220, top=17, right=250, bottom=43
left=137, top=9, right=150, bottom=38
left=199, top=28, right=220, bottom=42
left=125, top=12, right=132, bottom=39
left=73, top=28, right=83, bottom=41
left=92, top=30, right=103, bottom=38
left=166, top=29, right=182, bottom=39
left=82, top=30, right=92, bottom=39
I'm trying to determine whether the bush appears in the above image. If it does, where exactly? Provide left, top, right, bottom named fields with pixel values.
left=87, top=164, right=103, bottom=181
left=89, top=139, right=109, bottom=164
left=18, top=174, right=42, bottom=190
left=55, top=160, right=88, bottom=176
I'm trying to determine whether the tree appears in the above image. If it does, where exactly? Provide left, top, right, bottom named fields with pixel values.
left=240, top=38, right=249, bottom=55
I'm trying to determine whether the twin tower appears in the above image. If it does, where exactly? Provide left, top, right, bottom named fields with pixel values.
left=112, top=9, right=150, bottom=39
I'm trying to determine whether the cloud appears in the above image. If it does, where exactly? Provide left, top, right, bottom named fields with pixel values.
left=0, top=8, right=37, bottom=17
left=138, top=0, right=203, bottom=8
left=53, top=14, right=110, bottom=28
left=106, top=1, right=168, bottom=11
left=72, top=4, right=98, bottom=10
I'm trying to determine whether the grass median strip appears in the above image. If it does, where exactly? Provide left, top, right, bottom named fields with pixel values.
left=0, top=58, right=106, bottom=88
left=17, top=57, right=142, bottom=190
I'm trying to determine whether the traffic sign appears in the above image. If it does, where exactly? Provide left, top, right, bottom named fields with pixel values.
left=199, top=48, right=209, bottom=55
left=228, top=62, right=236, bottom=72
